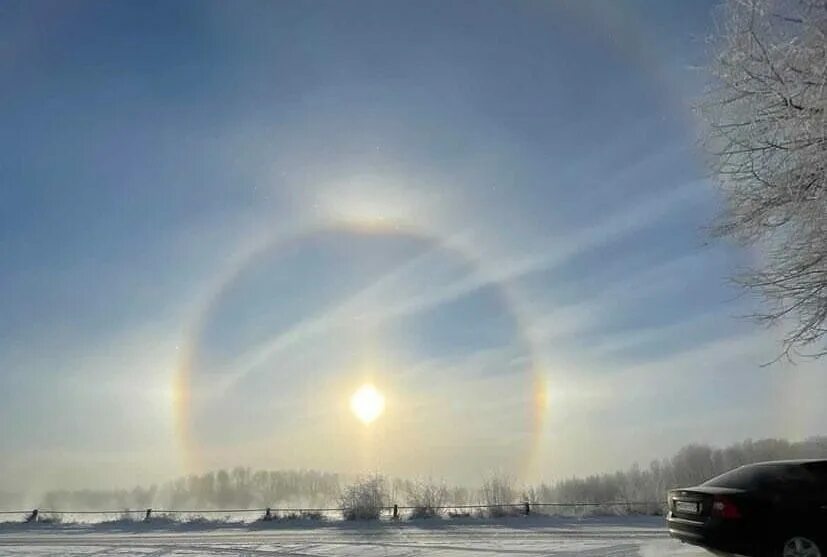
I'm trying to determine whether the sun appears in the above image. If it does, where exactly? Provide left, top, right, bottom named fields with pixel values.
left=350, top=384, right=385, bottom=425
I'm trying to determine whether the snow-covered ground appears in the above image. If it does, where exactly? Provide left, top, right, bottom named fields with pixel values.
left=0, top=516, right=709, bottom=556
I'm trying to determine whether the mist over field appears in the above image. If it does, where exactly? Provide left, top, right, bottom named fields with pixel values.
left=2, top=437, right=823, bottom=516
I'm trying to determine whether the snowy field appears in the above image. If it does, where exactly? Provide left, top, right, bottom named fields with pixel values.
left=0, top=516, right=710, bottom=556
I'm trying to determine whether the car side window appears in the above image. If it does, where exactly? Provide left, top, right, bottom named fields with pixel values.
left=762, top=465, right=819, bottom=496
left=802, top=463, right=827, bottom=496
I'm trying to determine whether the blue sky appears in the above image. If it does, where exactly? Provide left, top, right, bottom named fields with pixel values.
left=1, top=0, right=825, bottom=492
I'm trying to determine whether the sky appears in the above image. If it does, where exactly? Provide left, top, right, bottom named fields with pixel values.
left=1, top=0, right=826, bottom=496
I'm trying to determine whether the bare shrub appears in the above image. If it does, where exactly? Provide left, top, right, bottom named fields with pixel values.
left=405, top=478, right=448, bottom=519
left=447, top=509, right=471, bottom=518
left=279, top=510, right=325, bottom=521
left=479, top=473, right=521, bottom=518
left=340, top=475, right=386, bottom=521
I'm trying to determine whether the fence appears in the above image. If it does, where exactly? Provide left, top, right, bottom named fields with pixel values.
left=0, top=501, right=666, bottom=524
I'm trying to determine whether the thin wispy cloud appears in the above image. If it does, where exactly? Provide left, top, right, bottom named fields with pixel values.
left=215, top=179, right=709, bottom=394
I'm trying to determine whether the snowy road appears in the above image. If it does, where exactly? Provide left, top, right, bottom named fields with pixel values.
left=0, top=517, right=709, bottom=556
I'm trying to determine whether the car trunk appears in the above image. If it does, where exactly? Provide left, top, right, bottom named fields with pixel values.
left=669, top=486, right=744, bottom=521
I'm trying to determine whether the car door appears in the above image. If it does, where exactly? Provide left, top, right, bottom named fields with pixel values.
left=800, top=463, right=827, bottom=533
left=767, top=464, right=827, bottom=536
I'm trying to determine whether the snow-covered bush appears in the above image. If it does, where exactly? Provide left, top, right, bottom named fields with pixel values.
left=340, top=475, right=386, bottom=521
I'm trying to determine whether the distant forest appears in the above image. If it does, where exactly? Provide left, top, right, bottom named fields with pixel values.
left=4, top=437, right=826, bottom=512
left=529, top=437, right=827, bottom=509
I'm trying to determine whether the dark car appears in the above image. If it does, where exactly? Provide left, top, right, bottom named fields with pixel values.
left=667, top=460, right=827, bottom=556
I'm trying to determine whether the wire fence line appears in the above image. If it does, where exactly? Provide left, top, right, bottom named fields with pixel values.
left=0, top=500, right=666, bottom=520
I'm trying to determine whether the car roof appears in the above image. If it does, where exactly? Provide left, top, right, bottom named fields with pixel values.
left=742, top=459, right=827, bottom=467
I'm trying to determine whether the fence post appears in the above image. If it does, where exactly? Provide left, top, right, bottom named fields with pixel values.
left=524, top=501, right=530, bottom=516
left=25, top=509, right=38, bottom=523
left=144, top=508, right=152, bottom=522
left=392, top=504, right=398, bottom=520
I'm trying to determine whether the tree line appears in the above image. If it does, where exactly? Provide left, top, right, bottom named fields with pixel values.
left=25, top=436, right=827, bottom=513
left=527, top=437, right=827, bottom=511
left=39, top=469, right=341, bottom=511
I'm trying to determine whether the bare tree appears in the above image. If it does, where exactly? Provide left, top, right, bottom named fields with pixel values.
left=700, top=0, right=827, bottom=358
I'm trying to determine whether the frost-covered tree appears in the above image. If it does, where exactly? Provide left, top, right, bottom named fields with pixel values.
left=701, top=0, right=827, bottom=358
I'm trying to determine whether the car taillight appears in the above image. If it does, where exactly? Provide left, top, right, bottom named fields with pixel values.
left=712, top=496, right=741, bottom=519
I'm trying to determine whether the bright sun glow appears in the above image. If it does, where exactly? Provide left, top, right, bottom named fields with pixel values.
left=350, top=384, right=385, bottom=425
